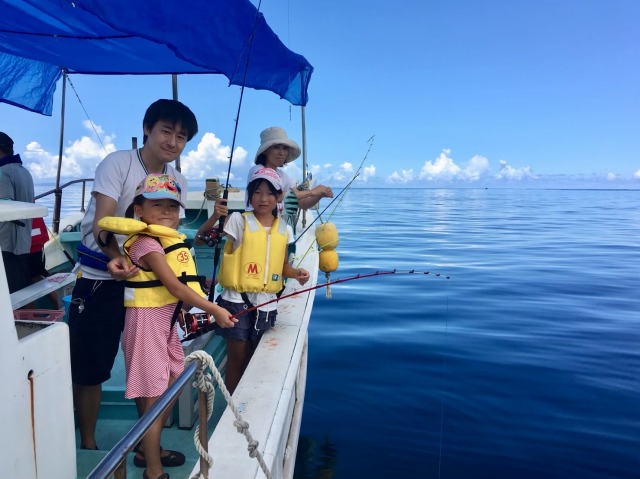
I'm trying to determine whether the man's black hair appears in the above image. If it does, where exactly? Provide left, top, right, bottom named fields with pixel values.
left=142, top=99, right=198, bottom=144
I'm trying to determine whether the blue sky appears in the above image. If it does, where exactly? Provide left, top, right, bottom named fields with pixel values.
left=2, top=0, right=639, bottom=188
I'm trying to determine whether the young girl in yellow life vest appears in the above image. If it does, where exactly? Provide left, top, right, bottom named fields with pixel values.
left=102, top=174, right=235, bottom=479
left=216, top=167, right=310, bottom=395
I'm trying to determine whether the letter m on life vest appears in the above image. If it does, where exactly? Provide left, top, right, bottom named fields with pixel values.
left=244, top=262, right=261, bottom=277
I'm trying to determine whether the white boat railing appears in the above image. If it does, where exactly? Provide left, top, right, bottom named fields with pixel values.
left=35, top=177, right=94, bottom=233
left=85, top=359, right=208, bottom=479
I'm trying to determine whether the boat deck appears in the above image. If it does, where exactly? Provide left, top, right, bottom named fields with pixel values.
left=75, top=333, right=227, bottom=479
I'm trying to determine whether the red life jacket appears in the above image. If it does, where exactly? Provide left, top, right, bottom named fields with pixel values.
left=30, top=217, right=49, bottom=253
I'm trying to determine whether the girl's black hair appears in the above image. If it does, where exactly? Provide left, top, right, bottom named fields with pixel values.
left=125, top=194, right=146, bottom=219
left=246, top=178, right=282, bottom=216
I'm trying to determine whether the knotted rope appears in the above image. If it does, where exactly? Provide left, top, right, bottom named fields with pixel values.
left=184, top=350, right=272, bottom=479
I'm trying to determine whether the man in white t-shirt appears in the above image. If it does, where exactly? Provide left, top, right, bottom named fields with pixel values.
left=68, top=99, right=196, bottom=460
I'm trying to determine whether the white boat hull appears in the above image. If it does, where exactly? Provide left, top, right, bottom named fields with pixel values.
left=193, top=211, right=319, bottom=479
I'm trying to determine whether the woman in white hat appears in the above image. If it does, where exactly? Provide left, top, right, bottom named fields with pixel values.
left=247, top=127, right=333, bottom=211
left=195, top=127, right=333, bottom=243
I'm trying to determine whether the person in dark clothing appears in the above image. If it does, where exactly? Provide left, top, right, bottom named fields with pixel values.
left=0, top=132, right=35, bottom=293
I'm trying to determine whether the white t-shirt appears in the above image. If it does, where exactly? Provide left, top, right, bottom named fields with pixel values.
left=220, top=212, right=294, bottom=312
left=79, top=149, right=187, bottom=280
left=246, top=164, right=294, bottom=215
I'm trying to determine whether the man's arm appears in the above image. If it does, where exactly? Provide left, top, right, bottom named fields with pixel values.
left=93, top=192, right=138, bottom=279
left=92, top=192, right=121, bottom=259
left=0, top=171, right=14, bottom=200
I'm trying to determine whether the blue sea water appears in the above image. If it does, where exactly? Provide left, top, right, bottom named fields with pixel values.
left=35, top=184, right=639, bottom=479
left=294, top=188, right=640, bottom=479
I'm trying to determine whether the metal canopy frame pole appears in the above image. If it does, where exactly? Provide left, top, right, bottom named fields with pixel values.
left=52, top=70, right=67, bottom=234
left=301, top=105, right=307, bottom=228
left=172, top=74, right=181, bottom=172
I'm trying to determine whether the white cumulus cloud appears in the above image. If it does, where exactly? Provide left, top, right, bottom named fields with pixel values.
left=388, top=169, right=415, bottom=184
left=495, top=160, right=535, bottom=180
left=23, top=121, right=116, bottom=179
left=180, top=132, right=247, bottom=180
left=633, top=169, right=640, bottom=179
left=419, top=149, right=461, bottom=181
left=462, top=155, right=490, bottom=180
left=360, top=165, right=376, bottom=182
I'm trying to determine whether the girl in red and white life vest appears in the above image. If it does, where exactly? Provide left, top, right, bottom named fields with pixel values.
left=216, top=167, right=310, bottom=395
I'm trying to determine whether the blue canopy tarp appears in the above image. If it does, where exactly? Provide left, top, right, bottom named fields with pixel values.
left=0, top=0, right=313, bottom=115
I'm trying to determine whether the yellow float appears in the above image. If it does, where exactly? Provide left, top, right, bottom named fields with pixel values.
left=319, top=249, right=339, bottom=274
left=316, top=222, right=340, bottom=298
left=315, top=222, right=339, bottom=250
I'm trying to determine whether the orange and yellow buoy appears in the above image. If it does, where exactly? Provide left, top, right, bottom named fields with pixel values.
left=316, top=222, right=339, bottom=298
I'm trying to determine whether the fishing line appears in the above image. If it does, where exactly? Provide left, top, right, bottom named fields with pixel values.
left=232, top=269, right=449, bottom=318
left=292, top=135, right=374, bottom=247
left=322, top=135, right=374, bottom=224
left=45, top=224, right=76, bottom=266
left=66, top=75, right=108, bottom=154
left=437, top=287, right=449, bottom=479
left=207, top=0, right=264, bottom=301
left=182, top=269, right=449, bottom=342
left=290, top=136, right=375, bottom=269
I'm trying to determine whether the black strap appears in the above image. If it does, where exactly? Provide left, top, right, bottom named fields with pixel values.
left=96, top=230, right=114, bottom=248
left=164, top=242, right=189, bottom=254
left=124, top=274, right=203, bottom=289
left=240, top=292, right=253, bottom=309
left=171, top=301, right=183, bottom=330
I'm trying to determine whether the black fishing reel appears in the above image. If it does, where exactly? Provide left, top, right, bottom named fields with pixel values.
left=181, top=311, right=215, bottom=342
left=197, top=229, right=221, bottom=247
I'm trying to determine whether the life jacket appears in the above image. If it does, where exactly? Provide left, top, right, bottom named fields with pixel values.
left=30, top=217, right=49, bottom=253
left=219, top=212, right=288, bottom=294
left=97, top=217, right=206, bottom=307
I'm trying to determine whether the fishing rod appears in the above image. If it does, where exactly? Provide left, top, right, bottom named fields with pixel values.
left=322, top=135, right=374, bottom=225
left=290, top=173, right=358, bottom=246
left=293, top=135, right=374, bottom=245
left=182, top=269, right=449, bottom=342
left=207, top=1, right=263, bottom=302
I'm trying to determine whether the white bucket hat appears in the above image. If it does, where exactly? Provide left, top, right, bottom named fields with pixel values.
left=254, top=127, right=301, bottom=164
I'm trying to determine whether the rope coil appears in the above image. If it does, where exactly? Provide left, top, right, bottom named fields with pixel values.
left=184, top=350, right=272, bottom=479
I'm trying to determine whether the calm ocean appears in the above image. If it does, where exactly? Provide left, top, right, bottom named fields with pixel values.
left=35, top=184, right=639, bottom=479
left=294, top=188, right=639, bottom=479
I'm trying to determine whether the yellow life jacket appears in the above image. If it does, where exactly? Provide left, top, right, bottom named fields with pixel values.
left=219, top=212, right=288, bottom=294
left=97, top=217, right=206, bottom=307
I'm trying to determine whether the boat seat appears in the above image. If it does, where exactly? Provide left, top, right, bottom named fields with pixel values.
left=10, top=273, right=76, bottom=310
left=59, top=231, right=81, bottom=243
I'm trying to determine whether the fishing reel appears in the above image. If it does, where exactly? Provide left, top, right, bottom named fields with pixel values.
left=181, top=311, right=215, bottom=342
left=197, top=228, right=221, bottom=247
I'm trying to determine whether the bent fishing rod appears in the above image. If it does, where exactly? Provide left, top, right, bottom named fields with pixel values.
left=206, top=1, right=263, bottom=302
left=182, top=269, right=449, bottom=341
left=291, top=171, right=359, bottom=246
left=292, top=135, right=374, bottom=246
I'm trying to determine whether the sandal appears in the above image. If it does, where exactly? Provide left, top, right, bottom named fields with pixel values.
left=134, top=447, right=185, bottom=468
left=142, top=470, right=170, bottom=479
